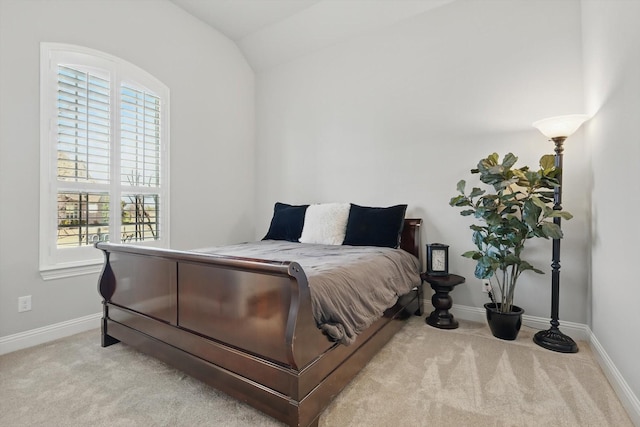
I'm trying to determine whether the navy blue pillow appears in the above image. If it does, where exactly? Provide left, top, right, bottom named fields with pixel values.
left=263, top=202, right=309, bottom=242
left=342, top=204, right=407, bottom=248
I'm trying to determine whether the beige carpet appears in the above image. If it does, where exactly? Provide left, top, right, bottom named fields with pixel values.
left=0, top=316, right=632, bottom=427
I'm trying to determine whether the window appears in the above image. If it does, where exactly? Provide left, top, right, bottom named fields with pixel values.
left=40, top=44, right=169, bottom=279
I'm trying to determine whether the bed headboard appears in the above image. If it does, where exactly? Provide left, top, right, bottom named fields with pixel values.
left=400, top=218, right=422, bottom=260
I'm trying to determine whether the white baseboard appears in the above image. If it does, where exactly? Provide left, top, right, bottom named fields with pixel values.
left=0, top=312, right=101, bottom=356
left=449, top=303, right=590, bottom=341
left=589, top=330, right=640, bottom=427
left=441, top=302, right=639, bottom=425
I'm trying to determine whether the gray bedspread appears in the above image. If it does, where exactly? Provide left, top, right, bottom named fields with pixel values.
left=195, top=241, right=421, bottom=345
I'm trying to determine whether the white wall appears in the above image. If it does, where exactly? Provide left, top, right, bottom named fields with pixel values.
left=1, top=0, right=637, bottom=415
left=255, top=0, right=589, bottom=322
left=582, top=0, right=640, bottom=411
left=0, top=0, right=255, bottom=337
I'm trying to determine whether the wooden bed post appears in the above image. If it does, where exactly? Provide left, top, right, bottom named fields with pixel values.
left=96, top=246, right=119, bottom=347
left=401, top=218, right=423, bottom=315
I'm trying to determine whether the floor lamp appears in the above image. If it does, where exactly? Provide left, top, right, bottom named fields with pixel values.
left=531, top=114, right=589, bottom=353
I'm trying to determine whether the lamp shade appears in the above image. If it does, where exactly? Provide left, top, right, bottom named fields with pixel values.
left=532, top=114, right=590, bottom=138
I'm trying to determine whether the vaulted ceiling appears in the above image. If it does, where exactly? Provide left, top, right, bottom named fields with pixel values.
left=170, top=0, right=455, bottom=70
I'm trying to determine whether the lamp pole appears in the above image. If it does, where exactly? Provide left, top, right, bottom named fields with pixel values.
left=532, top=136, right=578, bottom=353
left=531, top=114, right=588, bottom=353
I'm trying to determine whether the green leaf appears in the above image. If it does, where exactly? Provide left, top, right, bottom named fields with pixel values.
left=502, top=153, right=518, bottom=169
left=525, top=170, right=541, bottom=187
left=519, top=260, right=533, bottom=271
left=474, top=255, right=499, bottom=279
left=540, top=154, right=555, bottom=172
left=496, top=178, right=518, bottom=190
left=487, top=153, right=499, bottom=165
left=460, top=209, right=475, bottom=216
left=462, top=251, right=479, bottom=258
left=548, top=211, right=573, bottom=220
left=456, top=180, right=466, bottom=194
left=540, top=222, right=564, bottom=239
left=512, top=169, right=528, bottom=186
left=531, top=195, right=547, bottom=210
left=469, top=187, right=485, bottom=198
left=522, top=199, right=542, bottom=228
left=472, top=230, right=484, bottom=249
left=503, top=254, right=520, bottom=266
left=450, top=195, right=470, bottom=207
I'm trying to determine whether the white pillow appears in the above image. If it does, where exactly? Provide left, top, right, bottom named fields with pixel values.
left=299, top=203, right=351, bottom=245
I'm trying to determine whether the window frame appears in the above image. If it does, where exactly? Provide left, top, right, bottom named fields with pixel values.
left=39, top=43, right=170, bottom=279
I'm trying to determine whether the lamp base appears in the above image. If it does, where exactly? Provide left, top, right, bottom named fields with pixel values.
left=533, top=327, right=578, bottom=353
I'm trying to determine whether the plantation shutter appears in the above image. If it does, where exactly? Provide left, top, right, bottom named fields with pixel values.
left=56, top=66, right=110, bottom=184
left=120, top=85, right=161, bottom=187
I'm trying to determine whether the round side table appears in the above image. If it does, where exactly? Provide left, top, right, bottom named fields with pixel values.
left=421, top=273, right=465, bottom=329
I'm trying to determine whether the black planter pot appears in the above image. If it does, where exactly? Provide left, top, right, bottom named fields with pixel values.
left=484, top=303, right=524, bottom=340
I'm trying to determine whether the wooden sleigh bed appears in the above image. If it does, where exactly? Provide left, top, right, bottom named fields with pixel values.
left=96, top=217, right=423, bottom=427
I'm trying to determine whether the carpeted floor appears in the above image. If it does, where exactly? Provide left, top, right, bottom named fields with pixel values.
left=0, top=316, right=632, bottom=427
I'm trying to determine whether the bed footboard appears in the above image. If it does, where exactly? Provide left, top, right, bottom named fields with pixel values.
left=95, top=218, right=422, bottom=427
left=97, top=243, right=326, bottom=370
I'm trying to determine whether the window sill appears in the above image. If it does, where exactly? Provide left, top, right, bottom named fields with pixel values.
left=40, top=260, right=103, bottom=281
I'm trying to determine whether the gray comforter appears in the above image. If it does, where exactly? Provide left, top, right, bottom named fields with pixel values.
left=195, top=241, right=421, bottom=345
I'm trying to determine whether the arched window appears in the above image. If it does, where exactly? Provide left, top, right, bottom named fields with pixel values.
left=40, top=43, right=170, bottom=278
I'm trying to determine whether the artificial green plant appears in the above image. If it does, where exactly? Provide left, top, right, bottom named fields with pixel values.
left=449, top=153, right=572, bottom=313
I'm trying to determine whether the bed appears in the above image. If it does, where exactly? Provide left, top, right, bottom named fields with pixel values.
left=96, top=203, right=423, bottom=427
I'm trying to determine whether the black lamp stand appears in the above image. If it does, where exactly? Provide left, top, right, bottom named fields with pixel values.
left=533, top=136, right=579, bottom=353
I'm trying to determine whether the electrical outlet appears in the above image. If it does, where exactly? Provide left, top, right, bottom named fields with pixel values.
left=18, top=295, right=32, bottom=312
left=481, top=280, right=491, bottom=293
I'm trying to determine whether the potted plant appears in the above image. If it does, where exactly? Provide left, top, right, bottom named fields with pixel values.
left=449, top=153, right=572, bottom=340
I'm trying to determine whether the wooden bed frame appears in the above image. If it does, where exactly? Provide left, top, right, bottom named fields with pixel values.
left=96, top=218, right=423, bottom=427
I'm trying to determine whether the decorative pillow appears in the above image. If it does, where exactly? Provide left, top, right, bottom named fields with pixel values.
left=262, top=202, right=309, bottom=242
left=299, top=203, right=351, bottom=245
left=342, top=203, right=407, bottom=248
